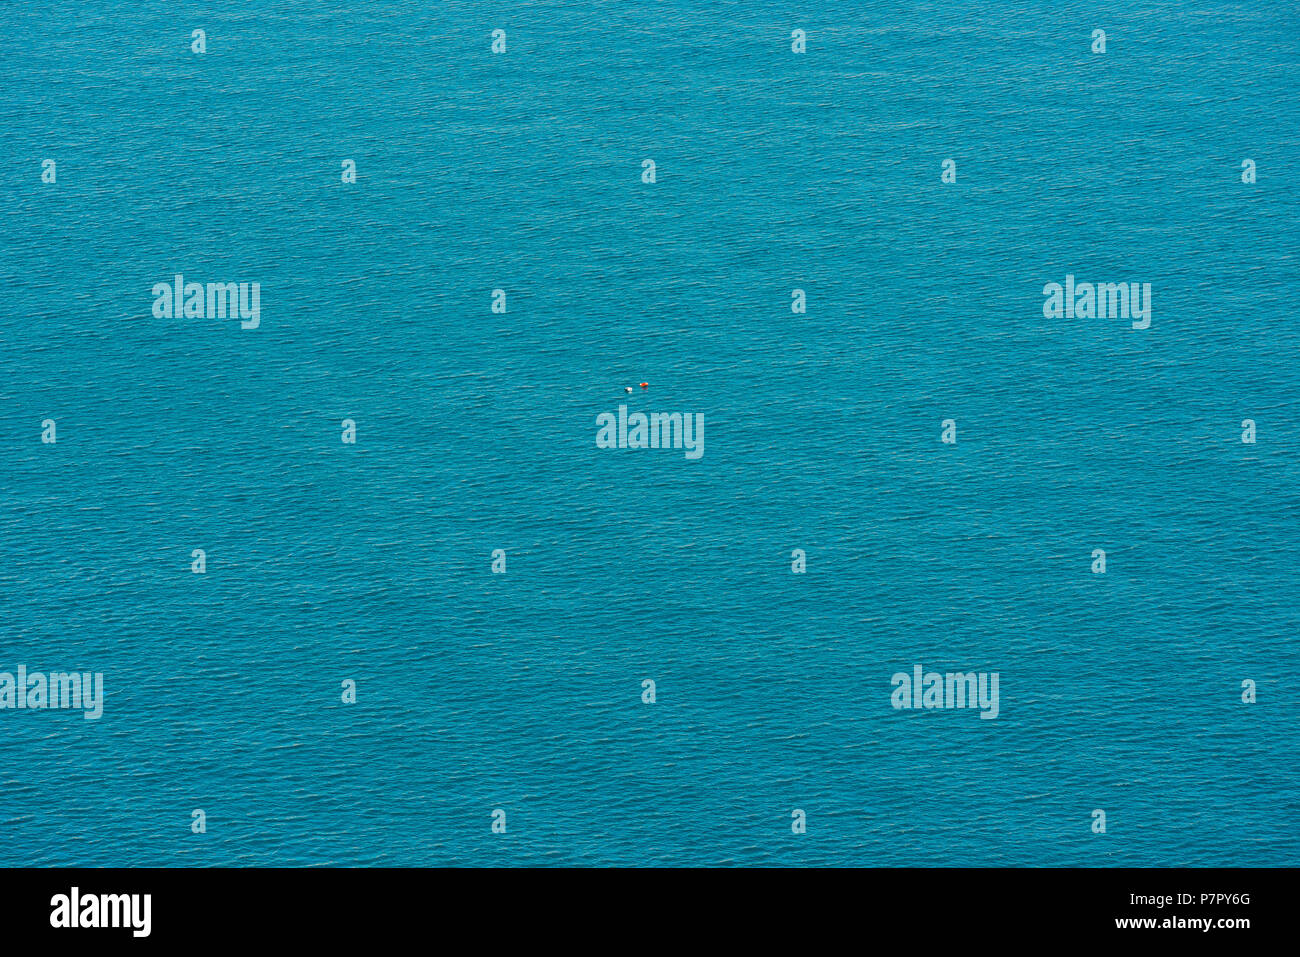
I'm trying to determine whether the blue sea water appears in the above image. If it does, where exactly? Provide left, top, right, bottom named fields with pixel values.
left=0, top=1, right=1297, bottom=866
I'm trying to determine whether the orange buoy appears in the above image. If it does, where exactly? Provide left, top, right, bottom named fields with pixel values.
left=639, top=382, right=648, bottom=389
